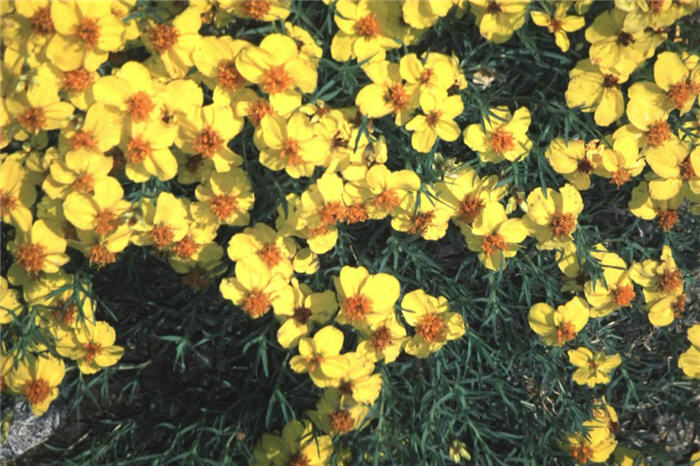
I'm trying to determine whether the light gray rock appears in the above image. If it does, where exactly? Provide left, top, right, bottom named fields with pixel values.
left=0, top=397, right=66, bottom=462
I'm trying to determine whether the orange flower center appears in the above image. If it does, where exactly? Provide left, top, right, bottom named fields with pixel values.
left=679, top=156, right=696, bottom=180
left=657, top=269, right=682, bottom=293
left=612, top=285, right=635, bottom=306
left=319, top=202, right=345, bottom=226
left=555, top=320, right=576, bottom=345
left=24, top=378, right=51, bottom=405
left=249, top=100, right=272, bottom=127
left=195, top=128, right=223, bottom=158
left=17, top=242, right=46, bottom=276
left=242, top=0, right=271, bottom=19
left=329, top=409, right=354, bottom=434
left=293, top=306, right=312, bottom=324
left=75, top=17, right=100, bottom=49
left=171, top=235, right=198, bottom=259
left=481, top=232, right=506, bottom=257
left=617, top=32, right=634, bottom=46
left=69, top=130, right=98, bottom=150
left=342, top=294, right=372, bottom=323
left=610, top=168, right=630, bottom=188
left=149, top=24, right=179, bottom=53
left=416, top=313, right=446, bottom=344
left=646, top=120, right=670, bottom=147
left=354, top=13, right=381, bottom=39
left=577, top=157, right=594, bottom=174
left=373, top=189, right=400, bottom=212
left=262, top=65, right=292, bottom=94
left=602, top=74, right=619, bottom=88
left=672, top=294, right=686, bottom=317
left=18, top=107, right=46, bottom=134
left=62, top=68, right=94, bottom=93
left=425, top=111, right=441, bottom=127
left=344, top=204, right=369, bottom=224
left=1, top=192, right=17, bottom=213
left=51, top=303, right=77, bottom=327
left=384, top=83, right=409, bottom=112
left=126, top=91, right=154, bottom=122
left=458, top=194, right=484, bottom=224
left=82, top=342, right=103, bottom=363
left=281, top=139, right=303, bottom=166
left=649, top=0, right=665, bottom=12
left=209, top=194, right=238, bottom=220
left=551, top=212, right=576, bottom=239
left=242, top=289, right=271, bottom=318
left=410, top=211, right=435, bottom=236
left=217, top=61, right=245, bottom=91
left=95, top=209, right=119, bottom=235
left=370, top=325, right=392, bottom=351
left=550, top=18, right=563, bottom=32
left=31, top=6, right=54, bottom=35
left=258, top=244, right=282, bottom=267
left=570, top=445, right=593, bottom=464
left=150, top=224, right=174, bottom=249
left=90, top=244, right=116, bottom=267
left=489, top=128, right=515, bottom=153
left=656, top=209, right=678, bottom=231
left=72, top=173, right=94, bottom=194
left=420, top=68, right=434, bottom=84
left=288, top=453, right=310, bottom=466
left=126, top=137, right=152, bottom=163
left=667, top=81, right=692, bottom=110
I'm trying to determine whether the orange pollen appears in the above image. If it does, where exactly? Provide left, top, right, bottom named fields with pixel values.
left=288, top=453, right=310, bottom=466
left=280, top=139, right=302, bottom=165
left=62, top=68, right=94, bottom=93
left=262, top=65, right=292, bottom=94
left=617, top=32, right=634, bottom=46
left=550, top=18, right=563, bottom=32
left=570, top=445, right=593, bottom=464
left=373, top=189, right=400, bottom=212
left=354, top=13, right=381, bottom=39
left=679, top=157, right=696, bottom=180
left=481, top=232, right=506, bottom=257
left=657, top=209, right=678, bottom=231
left=16, top=243, right=46, bottom=276
left=342, top=294, right=372, bottom=323
left=18, top=107, right=46, bottom=134
left=489, top=128, right=515, bottom=153
left=209, top=194, right=238, bottom=220
left=486, top=1, right=501, bottom=13
left=69, top=130, right=97, bottom=150
left=242, top=0, right=271, bottom=19
left=610, top=168, right=630, bottom=188
left=1, top=192, right=18, bottom=213
left=420, top=68, right=434, bottom=84
left=75, top=17, right=100, bottom=49
left=672, top=294, right=686, bottom=317
left=612, top=285, right=635, bottom=306
left=319, top=202, right=345, bottom=226
left=30, top=6, right=54, bottom=35
left=416, top=313, right=447, bottom=344
left=52, top=303, right=77, bottom=327
left=149, top=24, right=179, bottom=53
left=242, top=289, right=271, bottom=318
left=257, top=244, right=282, bottom=267
left=126, top=91, right=154, bottom=122
left=370, top=325, right=392, bottom=351
left=344, top=204, right=369, bottom=224
left=458, top=194, right=484, bottom=224
left=587, top=360, right=598, bottom=369
left=171, top=235, right=198, bottom=259
left=95, top=209, right=119, bottom=235
left=646, top=120, right=671, bottom=147
left=667, top=82, right=692, bottom=110
left=217, top=61, right=245, bottom=91
left=577, top=157, right=594, bottom=174
left=150, top=224, right=174, bottom=249
left=72, top=173, right=94, bottom=194
left=249, top=100, right=272, bottom=127
left=602, top=74, right=619, bottom=88
left=195, top=128, right=223, bottom=158
left=307, top=224, right=329, bottom=238
left=126, top=137, right=152, bottom=163
left=426, top=111, right=441, bottom=127
left=551, top=212, right=576, bottom=239
left=90, top=244, right=116, bottom=267
left=293, top=306, right=312, bottom=324
left=657, top=269, right=682, bottom=293
left=385, top=83, right=409, bottom=112
left=410, top=211, right=435, bottom=236
left=555, top=320, right=576, bottom=345
left=82, top=342, right=102, bottom=363
left=329, top=410, right=354, bottom=434
left=24, top=379, right=51, bottom=405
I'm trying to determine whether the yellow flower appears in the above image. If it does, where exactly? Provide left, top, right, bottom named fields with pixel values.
left=223, top=0, right=291, bottom=22
left=402, top=289, right=465, bottom=358
left=284, top=22, right=323, bottom=63
left=333, top=266, right=400, bottom=329
left=355, top=60, right=418, bottom=126
left=468, top=0, right=529, bottom=44
left=144, top=7, right=201, bottom=78
left=613, top=445, right=646, bottom=466
left=595, top=135, right=644, bottom=189
left=0, top=277, right=22, bottom=324
left=678, top=324, right=700, bottom=379
left=93, top=61, right=160, bottom=127
left=391, top=189, right=453, bottom=241
left=329, top=352, right=382, bottom=405
left=5, top=353, right=65, bottom=415
left=6, top=0, right=56, bottom=67
left=566, top=425, right=617, bottom=464
left=356, top=313, right=406, bottom=364
left=275, top=278, right=337, bottom=349
left=138, top=192, right=189, bottom=250
left=297, top=172, right=346, bottom=254
left=437, top=165, right=505, bottom=230
left=259, top=113, right=328, bottom=178
left=192, top=168, right=254, bottom=226
left=402, top=0, right=457, bottom=29
left=463, top=202, right=529, bottom=271
left=405, top=89, right=463, bottom=153
left=122, top=121, right=178, bottom=182
left=448, top=440, right=472, bottom=463
left=56, top=320, right=124, bottom=374
left=530, top=3, right=585, bottom=52
left=47, top=0, right=125, bottom=71
left=192, top=36, right=250, bottom=105
left=565, top=59, right=627, bottom=127
left=42, top=148, right=113, bottom=200
left=219, top=257, right=293, bottom=319
left=345, top=164, right=420, bottom=220
left=568, top=347, right=622, bottom=387
left=179, top=104, right=244, bottom=173
left=252, top=419, right=332, bottom=466
left=75, top=226, right=131, bottom=270
left=7, top=219, right=69, bottom=286
left=528, top=296, right=589, bottom=347
left=645, top=140, right=697, bottom=201
left=289, top=325, right=346, bottom=387
left=545, top=138, right=598, bottom=190
left=524, top=183, right=583, bottom=247
left=62, top=176, right=130, bottom=236
left=617, top=0, right=678, bottom=32
left=227, top=223, right=295, bottom=279
left=584, top=247, right=635, bottom=317
left=628, top=180, right=684, bottom=232
left=6, top=84, right=74, bottom=140
left=59, top=102, right=120, bottom=154
left=331, top=0, right=401, bottom=63
left=236, top=33, right=317, bottom=115
left=307, top=387, right=370, bottom=436
left=0, top=158, right=37, bottom=232
left=463, top=106, right=531, bottom=163
left=555, top=241, right=586, bottom=293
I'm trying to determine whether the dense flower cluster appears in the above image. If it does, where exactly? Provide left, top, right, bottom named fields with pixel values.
left=0, top=0, right=698, bottom=463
